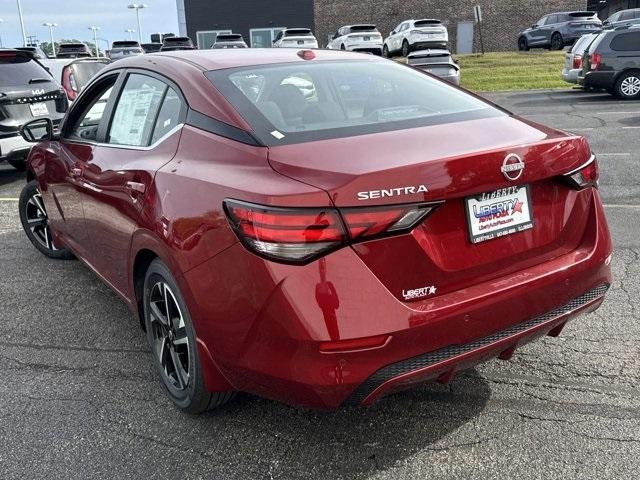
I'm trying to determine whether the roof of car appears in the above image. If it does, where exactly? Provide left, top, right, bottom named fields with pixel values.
left=116, top=47, right=378, bottom=71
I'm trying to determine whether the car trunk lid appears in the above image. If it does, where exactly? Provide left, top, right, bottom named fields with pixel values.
left=267, top=115, right=594, bottom=302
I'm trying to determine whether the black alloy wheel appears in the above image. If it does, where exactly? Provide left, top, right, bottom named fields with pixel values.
left=19, top=180, right=74, bottom=259
left=143, top=259, right=236, bottom=413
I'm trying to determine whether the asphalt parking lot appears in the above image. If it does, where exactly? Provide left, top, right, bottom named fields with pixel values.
left=0, top=89, right=639, bottom=479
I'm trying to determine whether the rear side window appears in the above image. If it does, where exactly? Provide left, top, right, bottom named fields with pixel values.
left=610, top=32, right=640, bottom=51
left=207, top=59, right=502, bottom=146
left=0, top=55, right=50, bottom=86
left=107, top=74, right=167, bottom=147
left=150, top=88, right=183, bottom=143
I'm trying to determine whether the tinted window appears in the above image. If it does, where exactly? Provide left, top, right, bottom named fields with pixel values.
left=150, top=88, right=183, bottom=143
left=571, top=34, right=594, bottom=53
left=0, top=55, right=50, bottom=86
left=610, top=32, right=640, bottom=51
left=207, top=60, right=502, bottom=146
left=107, top=74, right=167, bottom=147
left=70, top=62, right=108, bottom=90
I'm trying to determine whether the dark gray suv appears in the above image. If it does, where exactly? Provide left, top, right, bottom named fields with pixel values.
left=603, top=8, right=640, bottom=29
left=518, top=11, right=602, bottom=51
left=579, top=26, right=640, bottom=99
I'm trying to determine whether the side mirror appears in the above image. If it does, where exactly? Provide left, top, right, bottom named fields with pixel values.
left=532, top=24, right=538, bottom=29
left=20, top=118, right=57, bottom=143
left=602, top=20, right=610, bottom=26
left=391, top=30, right=396, bottom=35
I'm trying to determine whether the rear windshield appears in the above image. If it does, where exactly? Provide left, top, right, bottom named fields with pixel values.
left=60, top=44, right=87, bottom=51
left=206, top=59, right=502, bottom=146
left=113, top=41, right=139, bottom=48
left=165, top=37, right=191, bottom=44
left=571, top=34, right=596, bottom=53
left=415, top=20, right=442, bottom=27
left=285, top=29, right=312, bottom=36
left=0, top=55, right=50, bottom=86
left=217, top=34, right=242, bottom=41
left=349, top=25, right=377, bottom=33
left=568, top=11, right=596, bottom=18
left=71, top=62, right=108, bottom=87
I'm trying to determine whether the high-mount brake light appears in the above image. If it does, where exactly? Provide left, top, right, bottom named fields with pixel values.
left=564, top=155, right=599, bottom=189
left=224, top=200, right=441, bottom=264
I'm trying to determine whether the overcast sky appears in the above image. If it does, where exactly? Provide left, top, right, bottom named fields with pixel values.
left=0, top=0, right=179, bottom=47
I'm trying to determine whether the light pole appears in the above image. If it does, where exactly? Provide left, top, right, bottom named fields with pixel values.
left=0, top=19, right=4, bottom=48
left=127, top=4, right=147, bottom=44
left=43, top=22, right=58, bottom=58
left=125, top=28, right=136, bottom=40
left=16, top=0, right=27, bottom=46
left=88, top=26, right=100, bottom=57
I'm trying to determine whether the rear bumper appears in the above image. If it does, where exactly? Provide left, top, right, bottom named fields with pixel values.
left=185, top=189, right=612, bottom=408
left=579, top=71, right=616, bottom=89
left=0, top=134, right=31, bottom=161
left=411, top=40, right=448, bottom=50
left=347, top=283, right=608, bottom=405
left=562, top=67, right=580, bottom=84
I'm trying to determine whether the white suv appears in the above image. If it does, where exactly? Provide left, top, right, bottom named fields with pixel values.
left=273, top=28, right=319, bottom=48
left=383, top=19, right=448, bottom=57
left=327, top=25, right=383, bottom=55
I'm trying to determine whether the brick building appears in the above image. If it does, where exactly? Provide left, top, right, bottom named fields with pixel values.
left=178, top=0, right=602, bottom=53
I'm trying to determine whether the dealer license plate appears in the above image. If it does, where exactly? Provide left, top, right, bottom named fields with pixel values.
left=465, top=185, right=533, bottom=244
left=30, top=103, right=49, bottom=117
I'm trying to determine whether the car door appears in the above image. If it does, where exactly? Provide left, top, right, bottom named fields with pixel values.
left=529, top=16, right=548, bottom=45
left=78, top=71, right=186, bottom=296
left=542, top=15, right=558, bottom=45
left=388, top=22, right=404, bottom=52
left=45, top=72, right=121, bottom=257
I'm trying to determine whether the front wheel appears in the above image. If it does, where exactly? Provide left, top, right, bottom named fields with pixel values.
left=19, top=180, right=74, bottom=259
left=614, top=71, right=640, bottom=99
left=518, top=37, right=529, bottom=51
left=382, top=44, right=390, bottom=58
left=143, top=259, right=236, bottom=413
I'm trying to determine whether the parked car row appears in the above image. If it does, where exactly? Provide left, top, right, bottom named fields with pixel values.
left=560, top=23, right=640, bottom=99
left=519, top=8, right=640, bottom=51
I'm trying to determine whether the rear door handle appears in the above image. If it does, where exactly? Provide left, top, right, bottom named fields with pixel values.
left=71, top=167, right=82, bottom=177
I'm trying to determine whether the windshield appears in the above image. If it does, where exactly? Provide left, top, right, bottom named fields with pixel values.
left=0, top=55, right=51, bottom=86
left=206, top=59, right=502, bottom=146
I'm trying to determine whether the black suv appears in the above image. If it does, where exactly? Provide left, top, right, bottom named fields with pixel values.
left=160, top=36, right=195, bottom=51
left=579, top=26, right=640, bottom=99
left=0, top=50, right=67, bottom=170
left=57, top=42, right=92, bottom=59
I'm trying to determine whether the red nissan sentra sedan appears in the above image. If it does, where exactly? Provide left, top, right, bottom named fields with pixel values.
left=17, top=49, right=612, bottom=412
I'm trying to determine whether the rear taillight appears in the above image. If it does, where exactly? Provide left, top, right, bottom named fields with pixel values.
left=224, top=200, right=440, bottom=264
left=572, top=54, right=582, bottom=69
left=564, top=155, right=598, bottom=189
left=590, top=52, right=602, bottom=70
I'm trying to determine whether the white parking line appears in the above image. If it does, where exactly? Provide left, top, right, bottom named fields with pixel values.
left=597, top=153, right=632, bottom=157
left=622, top=126, right=640, bottom=129
left=0, top=198, right=19, bottom=202
left=594, top=112, right=640, bottom=115
left=604, top=204, right=640, bottom=210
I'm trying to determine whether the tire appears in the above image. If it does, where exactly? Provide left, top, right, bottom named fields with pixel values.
left=401, top=40, right=410, bottom=58
left=613, top=71, right=640, bottom=100
left=19, top=180, right=74, bottom=259
left=340, top=43, right=346, bottom=50
left=518, top=37, right=529, bottom=51
left=551, top=33, right=564, bottom=51
left=143, top=258, right=236, bottom=413
left=8, top=159, right=26, bottom=171
left=382, top=44, right=390, bottom=58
